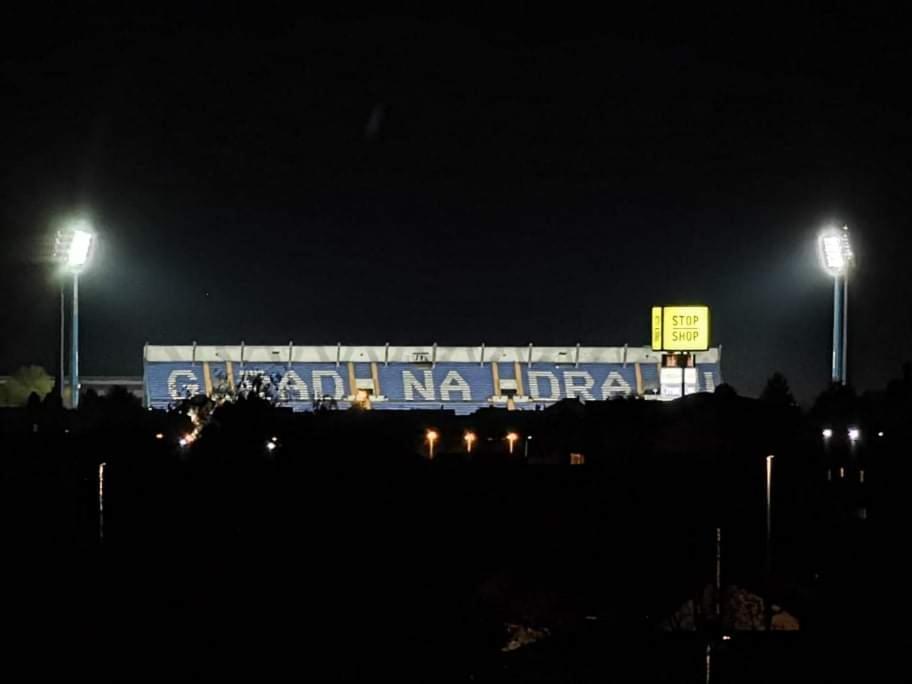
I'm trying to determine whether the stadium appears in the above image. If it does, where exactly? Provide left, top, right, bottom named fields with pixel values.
left=144, top=343, right=723, bottom=413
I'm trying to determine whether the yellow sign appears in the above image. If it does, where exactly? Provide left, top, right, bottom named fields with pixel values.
left=651, top=305, right=710, bottom=351
left=651, top=307, right=663, bottom=351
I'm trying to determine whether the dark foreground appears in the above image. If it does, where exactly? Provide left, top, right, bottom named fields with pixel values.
left=2, top=393, right=905, bottom=682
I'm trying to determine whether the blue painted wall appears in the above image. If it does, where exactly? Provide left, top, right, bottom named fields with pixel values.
left=145, top=360, right=723, bottom=413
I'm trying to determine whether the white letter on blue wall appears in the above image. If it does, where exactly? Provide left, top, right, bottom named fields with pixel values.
left=312, top=370, right=345, bottom=399
left=168, top=370, right=200, bottom=399
left=703, top=372, right=715, bottom=392
left=528, top=371, right=560, bottom=401
left=600, top=371, right=632, bottom=398
left=279, top=370, right=310, bottom=401
left=403, top=370, right=435, bottom=400
left=439, top=370, right=471, bottom=401
left=563, top=371, right=595, bottom=400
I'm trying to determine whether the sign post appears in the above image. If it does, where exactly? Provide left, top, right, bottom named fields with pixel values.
left=651, top=305, right=711, bottom=398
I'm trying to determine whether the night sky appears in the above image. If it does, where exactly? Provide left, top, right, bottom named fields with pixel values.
left=3, top=7, right=910, bottom=403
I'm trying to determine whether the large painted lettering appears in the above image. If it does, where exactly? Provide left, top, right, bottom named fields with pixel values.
left=563, top=371, right=595, bottom=400
left=439, top=370, right=471, bottom=401
left=528, top=371, right=560, bottom=401
left=403, top=370, right=435, bottom=400
left=145, top=360, right=721, bottom=413
left=312, top=370, right=345, bottom=399
left=167, top=370, right=200, bottom=399
left=278, top=370, right=309, bottom=401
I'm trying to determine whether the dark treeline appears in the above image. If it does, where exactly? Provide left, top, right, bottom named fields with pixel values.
left=1, top=373, right=908, bottom=682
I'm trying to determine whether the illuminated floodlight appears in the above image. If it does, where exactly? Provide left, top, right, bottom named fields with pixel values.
left=55, top=220, right=96, bottom=271
left=817, top=226, right=853, bottom=277
left=822, top=428, right=833, bottom=439
left=54, top=219, right=97, bottom=409
left=877, top=431, right=884, bottom=437
left=266, top=440, right=277, bottom=452
left=848, top=427, right=860, bottom=442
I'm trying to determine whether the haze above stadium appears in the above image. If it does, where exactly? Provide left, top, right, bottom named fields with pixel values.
left=3, top=8, right=910, bottom=404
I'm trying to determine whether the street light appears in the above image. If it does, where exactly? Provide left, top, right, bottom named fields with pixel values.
left=54, top=220, right=95, bottom=408
left=426, top=429, right=439, bottom=459
left=817, top=225, right=854, bottom=384
left=464, top=431, right=476, bottom=453
left=506, top=432, right=519, bottom=454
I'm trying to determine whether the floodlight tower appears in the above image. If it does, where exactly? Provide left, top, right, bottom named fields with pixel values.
left=817, top=226, right=854, bottom=384
left=55, top=221, right=95, bottom=408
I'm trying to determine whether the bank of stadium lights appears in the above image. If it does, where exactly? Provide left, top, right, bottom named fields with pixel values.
left=818, top=227, right=853, bottom=277
left=817, top=225, right=854, bottom=385
left=66, top=225, right=94, bottom=269
left=54, top=219, right=96, bottom=409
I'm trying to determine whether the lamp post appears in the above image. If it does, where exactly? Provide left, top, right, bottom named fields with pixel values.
left=54, top=221, right=95, bottom=408
left=426, top=429, right=439, bottom=459
left=817, top=226, right=854, bottom=384
left=765, top=454, right=774, bottom=631
left=59, top=279, right=65, bottom=401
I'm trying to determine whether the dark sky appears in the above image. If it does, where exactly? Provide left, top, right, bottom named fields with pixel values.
left=2, top=7, right=910, bottom=403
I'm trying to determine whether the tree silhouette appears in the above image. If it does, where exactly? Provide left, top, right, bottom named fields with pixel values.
left=810, top=382, right=857, bottom=424
left=760, top=372, right=797, bottom=408
left=714, top=383, right=738, bottom=399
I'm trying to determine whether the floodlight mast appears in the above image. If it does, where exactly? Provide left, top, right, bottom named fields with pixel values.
left=817, top=226, right=853, bottom=385
left=56, top=221, right=95, bottom=408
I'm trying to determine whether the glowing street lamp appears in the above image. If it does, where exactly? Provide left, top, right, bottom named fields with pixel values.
left=54, top=220, right=96, bottom=408
left=426, top=429, right=439, bottom=459
left=464, top=431, right=477, bottom=453
left=506, top=432, right=519, bottom=454
left=817, top=226, right=854, bottom=384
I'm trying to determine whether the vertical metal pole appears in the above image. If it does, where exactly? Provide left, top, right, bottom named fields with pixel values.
left=71, top=272, right=79, bottom=409
left=98, top=462, right=105, bottom=543
left=715, top=527, right=721, bottom=623
left=704, top=641, right=712, bottom=684
left=60, top=281, right=66, bottom=401
left=841, top=270, right=848, bottom=385
left=765, top=454, right=774, bottom=630
left=680, top=353, right=687, bottom=398
left=832, top=276, right=842, bottom=383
